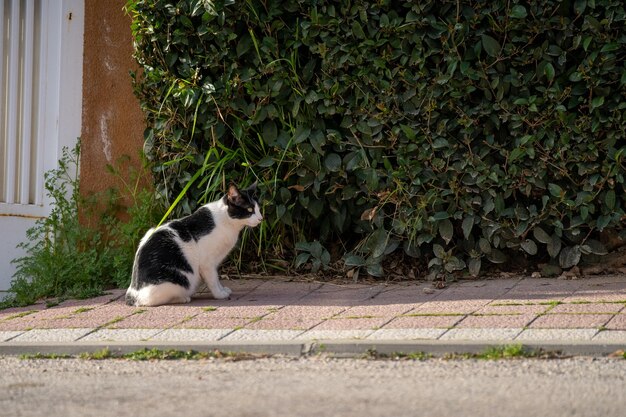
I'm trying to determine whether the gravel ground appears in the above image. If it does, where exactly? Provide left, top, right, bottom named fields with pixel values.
left=1, top=356, right=625, bottom=417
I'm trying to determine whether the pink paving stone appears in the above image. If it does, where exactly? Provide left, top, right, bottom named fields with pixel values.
left=236, top=282, right=321, bottom=306
left=298, top=284, right=385, bottom=306
left=456, top=314, right=536, bottom=329
left=412, top=300, right=488, bottom=315
left=605, top=314, right=626, bottom=330
left=529, top=313, right=614, bottom=329
left=107, top=305, right=204, bottom=329
left=201, top=304, right=281, bottom=319
left=372, top=285, right=442, bottom=304
left=564, top=283, right=626, bottom=303
left=244, top=316, right=323, bottom=331
left=382, top=314, right=464, bottom=329
left=335, top=303, right=414, bottom=319
left=477, top=304, right=550, bottom=315
left=174, top=314, right=250, bottom=329
left=310, top=317, right=390, bottom=331
left=550, top=303, right=625, bottom=314
left=195, top=279, right=265, bottom=299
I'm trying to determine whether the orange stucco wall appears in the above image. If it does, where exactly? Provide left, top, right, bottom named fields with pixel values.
left=80, top=0, right=147, bottom=220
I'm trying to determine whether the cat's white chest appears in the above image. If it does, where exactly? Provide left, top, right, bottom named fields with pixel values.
left=197, top=223, right=238, bottom=265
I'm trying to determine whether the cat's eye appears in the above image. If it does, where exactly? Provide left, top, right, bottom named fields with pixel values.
left=247, top=207, right=254, bottom=213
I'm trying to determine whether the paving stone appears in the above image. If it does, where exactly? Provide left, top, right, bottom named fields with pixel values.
left=309, top=317, right=390, bottom=331
left=106, top=305, right=204, bottom=329
left=299, top=284, right=385, bottom=306
left=367, top=328, right=447, bottom=340
left=336, top=303, right=414, bottom=319
left=0, top=331, right=25, bottom=341
left=244, top=316, right=323, bottom=331
left=592, top=330, right=626, bottom=342
left=296, top=330, right=373, bottom=340
left=604, top=314, right=626, bottom=330
left=529, top=313, right=613, bottom=329
left=382, top=314, right=464, bottom=329
left=412, top=300, right=488, bottom=315
left=238, top=281, right=321, bottom=304
left=456, top=314, right=536, bottom=328
left=79, top=328, right=162, bottom=342
left=478, top=304, right=550, bottom=315
left=176, top=315, right=251, bottom=329
left=371, top=285, right=441, bottom=304
left=515, top=328, right=598, bottom=341
left=220, top=329, right=302, bottom=341
left=149, top=328, right=232, bottom=342
left=439, top=328, right=523, bottom=341
left=12, top=328, right=94, bottom=342
left=549, top=303, right=624, bottom=314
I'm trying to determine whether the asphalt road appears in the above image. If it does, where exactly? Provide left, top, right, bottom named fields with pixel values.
left=1, top=356, right=625, bottom=417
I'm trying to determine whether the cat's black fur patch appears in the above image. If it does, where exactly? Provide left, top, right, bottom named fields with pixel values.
left=133, top=229, right=193, bottom=290
left=168, top=207, right=215, bottom=242
left=225, top=187, right=259, bottom=220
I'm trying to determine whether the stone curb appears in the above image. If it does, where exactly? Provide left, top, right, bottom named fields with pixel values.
left=1, top=339, right=624, bottom=358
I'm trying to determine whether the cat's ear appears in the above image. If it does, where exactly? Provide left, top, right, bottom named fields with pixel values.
left=227, top=184, right=242, bottom=204
left=246, top=181, right=258, bottom=195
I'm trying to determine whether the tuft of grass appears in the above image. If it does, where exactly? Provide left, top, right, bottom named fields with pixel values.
left=203, top=306, right=217, bottom=312
left=74, top=307, right=94, bottom=314
left=3, top=310, right=39, bottom=320
left=19, top=352, right=72, bottom=360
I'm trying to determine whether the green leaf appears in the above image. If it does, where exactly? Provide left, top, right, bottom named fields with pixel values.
left=479, top=238, right=492, bottom=254
left=344, top=255, right=366, bottom=267
left=481, top=34, right=501, bottom=57
left=294, top=126, right=311, bottom=144
left=439, top=219, right=454, bottom=244
left=351, top=21, right=366, bottom=39
left=462, top=216, right=474, bottom=240
left=433, top=244, right=445, bottom=259
left=548, top=183, right=563, bottom=198
left=468, top=258, right=481, bottom=277
left=294, top=253, right=310, bottom=268
left=445, top=257, right=466, bottom=272
left=581, top=239, right=608, bottom=256
left=605, top=190, right=616, bottom=210
left=547, top=235, right=562, bottom=258
left=533, top=227, right=551, bottom=244
left=487, top=249, right=507, bottom=264
left=591, top=96, right=605, bottom=110
left=544, top=63, right=555, bottom=82
left=256, top=156, right=275, bottom=167
left=559, top=246, right=581, bottom=269
left=324, top=153, right=342, bottom=172
left=520, top=239, right=538, bottom=255
left=510, top=5, right=527, bottom=18
left=366, top=262, right=384, bottom=277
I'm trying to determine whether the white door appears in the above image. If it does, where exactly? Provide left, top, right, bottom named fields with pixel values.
left=0, top=0, right=84, bottom=296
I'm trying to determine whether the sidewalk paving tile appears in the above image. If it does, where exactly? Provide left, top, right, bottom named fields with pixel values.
left=604, top=314, right=626, bottom=330
left=12, top=328, right=94, bottom=342
left=564, top=282, right=626, bottom=303
left=307, top=317, right=389, bottom=331
left=371, top=285, right=442, bottom=304
left=439, top=328, right=523, bottom=341
left=149, top=328, right=232, bottom=341
left=296, top=329, right=373, bottom=340
left=591, top=330, right=626, bottom=342
left=335, top=303, right=414, bottom=319
left=476, top=304, right=550, bottom=315
left=549, top=303, right=624, bottom=314
left=515, top=328, right=598, bottom=341
left=382, top=314, right=464, bottom=329
left=174, top=315, right=251, bottom=329
left=0, top=331, right=25, bottom=341
left=412, top=300, right=490, bottom=314
left=298, top=284, right=385, bottom=306
left=455, top=314, right=536, bottom=329
left=237, top=281, right=321, bottom=304
left=367, top=328, right=447, bottom=340
left=106, top=305, right=204, bottom=329
left=528, top=313, right=613, bottom=329
left=220, top=329, right=302, bottom=341
left=79, top=328, right=162, bottom=342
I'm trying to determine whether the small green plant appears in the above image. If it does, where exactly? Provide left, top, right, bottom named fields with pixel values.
left=1, top=141, right=161, bottom=309
left=295, top=241, right=331, bottom=273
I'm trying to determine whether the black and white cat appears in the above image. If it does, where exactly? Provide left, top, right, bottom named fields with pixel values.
left=125, top=183, right=262, bottom=307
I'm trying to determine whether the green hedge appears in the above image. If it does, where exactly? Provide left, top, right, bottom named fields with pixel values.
left=127, top=0, right=625, bottom=278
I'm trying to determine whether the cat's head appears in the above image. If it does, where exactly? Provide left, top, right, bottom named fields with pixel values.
left=225, top=182, right=263, bottom=227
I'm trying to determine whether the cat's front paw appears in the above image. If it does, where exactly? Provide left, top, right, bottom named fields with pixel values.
left=212, top=287, right=231, bottom=300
